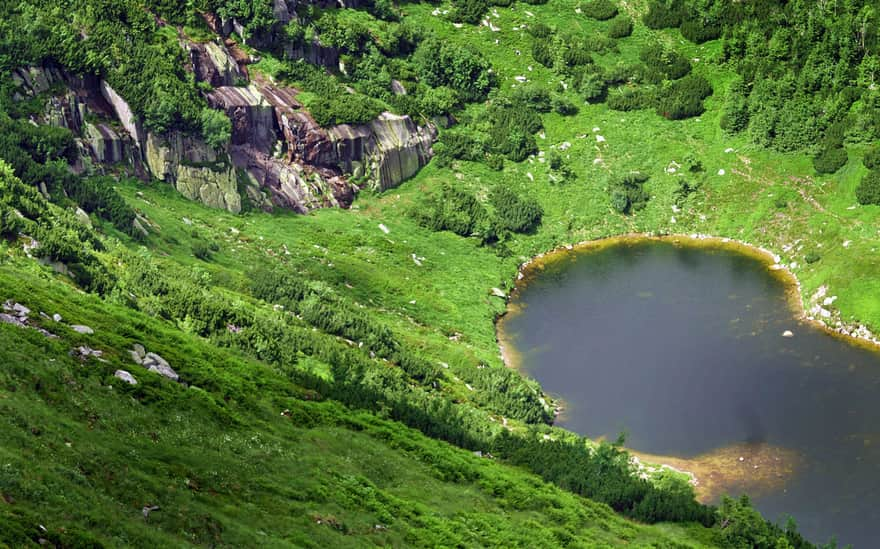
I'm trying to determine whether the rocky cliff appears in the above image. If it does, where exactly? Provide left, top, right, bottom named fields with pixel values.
left=13, top=32, right=435, bottom=215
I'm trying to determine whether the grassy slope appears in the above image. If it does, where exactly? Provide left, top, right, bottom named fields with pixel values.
left=385, top=0, right=880, bottom=336
left=0, top=259, right=715, bottom=547
left=2, top=0, right=878, bottom=546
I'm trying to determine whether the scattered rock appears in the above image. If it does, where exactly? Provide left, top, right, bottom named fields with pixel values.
left=718, top=169, right=726, bottom=176
left=378, top=223, right=390, bottom=234
left=182, top=217, right=193, bottom=225
left=142, top=505, right=160, bottom=518
left=70, top=324, right=94, bottom=335
left=491, top=287, right=506, bottom=298
left=52, top=313, right=62, bottom=322
left=114, top=370, right=138, bottom=385
left=782, top=330, right=794, bottom=338
left=0, top=313, right=26, bottom=328
left=72, top=346, right=103, bottom=360
left=74, top=207, right=92, bottom=227
left=142, top=352, right=180, bottom=381
left=132, top=344, right=146, bottom=359
left=596, top=135, right=606, bottom=143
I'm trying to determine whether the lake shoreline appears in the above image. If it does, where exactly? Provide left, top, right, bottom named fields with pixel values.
left=496, top=232, right=880, bottom=375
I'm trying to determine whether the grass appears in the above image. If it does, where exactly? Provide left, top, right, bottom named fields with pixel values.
left=3, top=0, right=879, bottom=546
left=0, top=257, right=714, bottom=547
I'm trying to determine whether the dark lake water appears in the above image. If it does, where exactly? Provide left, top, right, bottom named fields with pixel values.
left=499, top=239, right=880, bottom=547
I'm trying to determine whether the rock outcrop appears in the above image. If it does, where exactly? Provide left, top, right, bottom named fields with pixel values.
left=145, top=132, right=242, bottom=213
left=14, top=29, right=436, bottom=215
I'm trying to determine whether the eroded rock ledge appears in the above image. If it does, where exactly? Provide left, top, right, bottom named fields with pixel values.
left=14, top=34, right=435, bottom=214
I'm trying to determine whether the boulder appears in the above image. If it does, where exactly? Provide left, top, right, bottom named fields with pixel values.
left=132, top=343, right=146, bottom=359
left=114, top=370, right=138, bottom=385
left=74, top=207, right=92, bottom=227
left=70, top=324, right=94, bottom=335
left=142, top=352, right=180, bottom=381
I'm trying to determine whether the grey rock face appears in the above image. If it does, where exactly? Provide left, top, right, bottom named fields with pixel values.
left=144, top=132, right=242, bottom=214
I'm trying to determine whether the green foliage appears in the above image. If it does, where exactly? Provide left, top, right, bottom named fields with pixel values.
left=607, top=16, right=634, bottom=39
left=607, top=87, right=654, bottom=112
left=720, top=78, right=750, bottom=134
left=527, top=22, right=553, bottom=39
left=487, top=101, right=542, bottom=161
left=812, top=147, right=848, bottom=175
left=680, top=18, right=721, bottom=44
left=532, top=41, right=554, bottom=68
left=552, top=96, right=578, bottom=116
left=580, top=0, right=618, bottom=21
left=655, top=74, right=713, bottom=120
left=864, top=145, right=880, bottom=170
left=309, top=93, right=384, bottom=127
left=643, top=0, right=684, bottom=30
left=494, top=430, right=716, bottom=525
left=200, top=108, right=232, bottom=150
left=420, top=86, right=459, bottom=116
left=511, top=85, right=553, bottom=113
left=450, top=0, right=489, bottom=25
left=578, top=72, right=608, bottom=103
left=412, top=183, right=494, bottom=240
left=856, top=170, right=880, bottom=205
left=639, top=45, right=692, bottom=83
left=610, top=172, right=650, bottom=214
left=490, top=186, right=543, bottom=234
left=413, top=38, right=493, bottom=102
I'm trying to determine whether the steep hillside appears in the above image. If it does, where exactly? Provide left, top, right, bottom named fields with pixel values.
left=2, top=0, right=878, bottom=546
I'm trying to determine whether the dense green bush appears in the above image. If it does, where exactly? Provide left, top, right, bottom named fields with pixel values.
left=552, top=96, right=578, bottom=115
left=419, top=86, right=459, bottom=116
left=490, top=186, right=543, bottom=234
left=412, top=183, right=494, bottom=240
left=655, top=74, right=712, bottom=120
left=856, top=170, right=880, bottom=205
left=578, top=72, right=608, bottom=103
left=532, top=41, right=554, bottom=68
left=580, top=0, right=618, bottom=21
left=643, top=0, right=684, bottom=29
left=309, top=93, right=384, bottom=127
left=607, top=16, right=633, bottom=39
left=639, top=45, right=691, bottom=82
left=679, top=18, right=721, bottom=44
left=200, top=108, right=232, bottom=150
left=511, top=86, right=553, bottom=112
left=487, top=102, right=542, bottom=161
left=413, top=38, right=493, bottom=102
left=864, top=145, right=880, bottom=170
left=607, top=87, right=654, bottom=111
left=812, top=147, right=848, bottom=174
left=450, top=0, right=488, bottom=25
left=610, top=172, right=650, bottom=214
left=527, top=22, right=553, bottom=39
